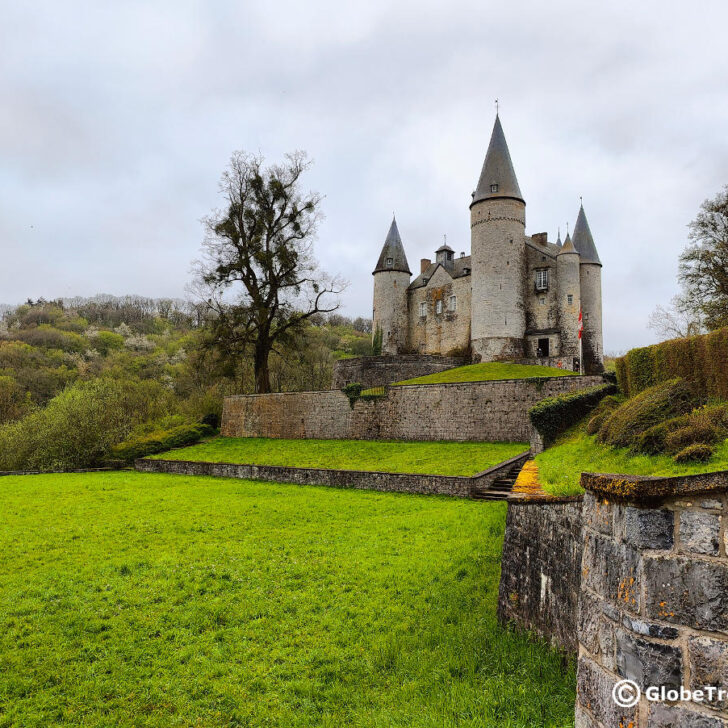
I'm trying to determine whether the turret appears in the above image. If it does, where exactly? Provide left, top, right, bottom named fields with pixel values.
left=372, top=217, right=411, bottom=355
left=470, top=114, right=526, bottom=361
left=571, top=204, right=603, bottom=373
left=556, top=233, right=581, bottom=360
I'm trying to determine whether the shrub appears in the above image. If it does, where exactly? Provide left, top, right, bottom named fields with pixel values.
left=664, top=422, right=719, bottom=454
left=342, top=383, right=363, bottom=408
left=111, top=422, right=214, bottom=461
left=586, top=395, right=622, bottom=435
left=597, top=378, right=703, bottom=449
left=0, top=378, right=173, bottom=471
left=673, top=443, right=714, bottom=463
left=529, top=383, right=617, bottom=446
left=634, top=423, right=669, bottom=455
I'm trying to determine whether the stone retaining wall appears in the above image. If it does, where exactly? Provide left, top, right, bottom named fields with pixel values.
left=222, top=375, right=604, bottom=442
left=135, top=451, right=531, bottom=499
left=497, top=495, right=584, bottom=652
left=331, top=354, right=467, bottom=389
left=575, top=473, right=728, bottom=728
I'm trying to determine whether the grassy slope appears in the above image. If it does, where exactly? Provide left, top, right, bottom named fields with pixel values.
left=536, top=424, right=728, bottom=496
left=148, top=437, right=528, bottom=476
left=0, top=472, right=575, bottom=727
left=393, top=361, right=577, bottom=386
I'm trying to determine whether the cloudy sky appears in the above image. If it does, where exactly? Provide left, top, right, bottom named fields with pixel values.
left=2, top=1, right=727, bottom=352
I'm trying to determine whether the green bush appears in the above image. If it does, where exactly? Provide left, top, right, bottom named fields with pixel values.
left=586, top=395, right=622, bottom=435
left=0, top=378, right=173, bottom=471
left=634, top=423, right=670, bottom=455
left=529, top=383, right=617, bottom=446
left=665, top=422, right=719, bottom=454
left=616, top=327, right=728, bottom=398
left=111, top=422, right=214, bottom=461
left=597, top=378, right=703, bottom=450
left=674, top=443, right=714, bottom=463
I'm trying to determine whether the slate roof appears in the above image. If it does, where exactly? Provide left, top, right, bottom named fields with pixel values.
left=409, top=255, right=472, bottom=290
left=472, top=115, right=524, bottom=206
left=571, top=205, right=601, bottom=265
left=373, top=217, right=412, bottom=275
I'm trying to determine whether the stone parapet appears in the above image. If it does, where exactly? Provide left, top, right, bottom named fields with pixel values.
left=331, top=354, right=467, bottom=389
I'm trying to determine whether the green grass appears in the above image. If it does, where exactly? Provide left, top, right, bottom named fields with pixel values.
left=536, top=424, right=728, bottom=496
left=393, top=361, right=578, bottom=386
left=148, top=437, right=528, bottom=476
left=0, top=471, right=575, bottom=727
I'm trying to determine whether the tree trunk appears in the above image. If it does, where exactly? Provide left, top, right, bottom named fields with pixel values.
left=254, top=341, right=271, bottom=394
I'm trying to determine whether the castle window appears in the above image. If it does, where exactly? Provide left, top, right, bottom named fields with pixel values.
left=435, top=300, right=443, bottom=314
left=490, top=183, right=498, bottom=193
left=419, top=302, right=427, bottom=317
left=449, top=295, right=457, bottom=312
left=567, top=294, right=573, bottom=305
left=386, top=257, right=393, bottom=267
left=535, top=270, right=549, bottom=291
left=539, top=297, right=546, bottom=305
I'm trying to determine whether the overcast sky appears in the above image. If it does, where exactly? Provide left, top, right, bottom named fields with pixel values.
left=2, top=1, right=727, bottom=352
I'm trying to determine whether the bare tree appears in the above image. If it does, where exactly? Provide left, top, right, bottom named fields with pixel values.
left=647, top=295, right=703, bottom=340
left=678, top=185, right=728, bottom=331
left=193, top=150, right=346, bottom=393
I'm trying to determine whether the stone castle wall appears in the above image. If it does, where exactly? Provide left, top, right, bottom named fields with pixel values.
left=331, top=354, right=467, bottom=389
left=222, top=375, right=604, bottom=442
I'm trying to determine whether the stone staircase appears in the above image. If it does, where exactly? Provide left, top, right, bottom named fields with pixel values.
left=470, top=460, right=525, bottom=501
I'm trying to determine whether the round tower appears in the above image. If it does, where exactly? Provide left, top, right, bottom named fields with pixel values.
left=556, top=231, right=581, bottom=361
left=372, top=217, right=411, bottom=355
left=571, top=204, right=603, bottom=373
left=470, top=114, right=526, bottom=361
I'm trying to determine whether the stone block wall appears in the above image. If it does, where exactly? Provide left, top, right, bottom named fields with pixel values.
left=575, top=474, right=728, bottom=728
left=497, top=495, right=584, bottom=652
left=222, top=375, right=604, bottom=442
left=331, top=354, right=467, bottom=389
left=135, top=451, right=530, bottom=500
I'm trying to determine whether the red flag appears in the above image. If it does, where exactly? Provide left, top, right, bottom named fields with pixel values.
left=578, top=307, right=584, bottom=339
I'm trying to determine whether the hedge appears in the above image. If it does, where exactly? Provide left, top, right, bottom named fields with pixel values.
left=616, top=326, right=728, bottom=398
left=111, top=422, right=215, bottom=461
left=529, top=383, right=617, bottom=446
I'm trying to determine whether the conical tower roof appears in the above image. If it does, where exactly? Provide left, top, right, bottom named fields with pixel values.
left=472, top=114, right=524, bottom=206
left=556, top=228, right=563, bottom=248
left=373, top=217, right=411, bottom=275
left=571, top=204, right=601, bottom=265
left=558, top=233, right=578, bottom=256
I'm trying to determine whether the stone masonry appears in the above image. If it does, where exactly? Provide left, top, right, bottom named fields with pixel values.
left=221, top=375, right=604, bottom=442
left=331, top=354, right=467, bottom=389
left=576, top=474, right=728, bottom=728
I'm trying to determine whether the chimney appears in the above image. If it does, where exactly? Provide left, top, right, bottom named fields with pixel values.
left=533, top=232, right=548, bottom=245
left=420, top=258, right=431, bottom=274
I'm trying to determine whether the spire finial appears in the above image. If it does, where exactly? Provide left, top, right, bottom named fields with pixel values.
left=444, top=233, right=447, bottom=245
left=566, top=222, right=570, bottom=235
left=495, top=98, right=499, bottom=115
left=579, top=195, right=583, bottom=207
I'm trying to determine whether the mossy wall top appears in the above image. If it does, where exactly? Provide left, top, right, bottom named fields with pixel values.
left=616, top=327, right=728, bottom=398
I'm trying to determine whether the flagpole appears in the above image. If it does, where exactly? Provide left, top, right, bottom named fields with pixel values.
left=579, top=336, right=583, bottom=375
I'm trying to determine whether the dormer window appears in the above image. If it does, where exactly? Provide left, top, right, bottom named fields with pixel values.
left=535, top=270, right=549, bottom=291
left=422, top=277, right=428, bottom=285
left=386, top=257, right=393, bottom=267
left=490, top=183, right=499, bottom=193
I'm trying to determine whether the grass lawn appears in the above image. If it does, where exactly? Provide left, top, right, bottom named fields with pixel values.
left=0, top=472, right=575, bottom=727
left=149, top=437, right=528, bottom=476
left=536, top=425, right=728, bottom=496
left=392, top=361, right=577, bottom=386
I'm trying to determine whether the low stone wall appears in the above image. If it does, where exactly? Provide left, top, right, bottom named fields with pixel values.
left=331, top=354, right=467, bottom=389
left=222, top=375, right=604, bottom=442
left=576, top=473, right=728, bottom=727
left=497, top=494, right=584, bottom=652
left=135, top=451, right=530, bottom=499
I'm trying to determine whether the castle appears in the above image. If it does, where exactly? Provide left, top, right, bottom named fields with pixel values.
left=372, top=114, right=604, bottom=374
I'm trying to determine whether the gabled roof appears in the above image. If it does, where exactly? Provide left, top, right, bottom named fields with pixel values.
left=471, top=114, right=524, bottom=206
left=373, top=217, right=411, bottom=275
left=571, top=204, right=601, bottom=265
left=408, top=255, right=472, bottom=290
